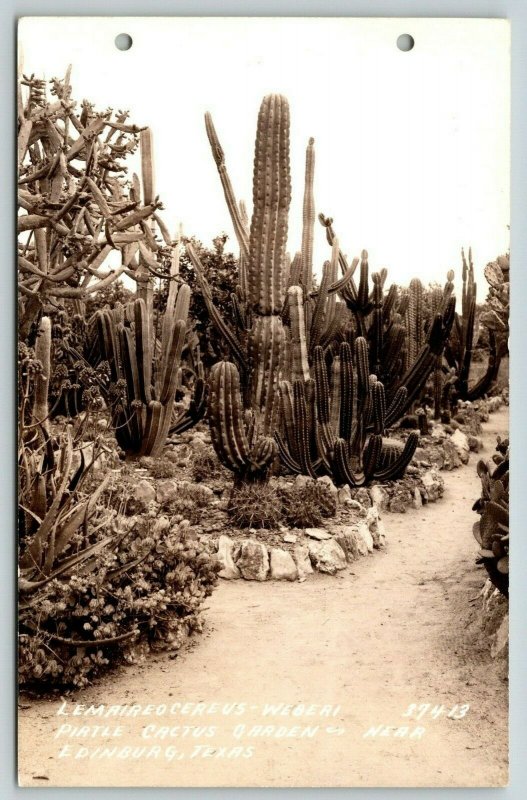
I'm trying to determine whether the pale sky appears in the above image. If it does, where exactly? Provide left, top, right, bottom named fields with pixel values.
left=19, top=17, right=510, bottom=288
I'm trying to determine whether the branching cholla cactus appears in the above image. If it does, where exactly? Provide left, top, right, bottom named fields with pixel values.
left=18, top=68, right=178, bottom=340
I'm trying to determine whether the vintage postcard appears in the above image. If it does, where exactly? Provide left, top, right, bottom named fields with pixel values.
left=17, top=17, right=510, bottom=787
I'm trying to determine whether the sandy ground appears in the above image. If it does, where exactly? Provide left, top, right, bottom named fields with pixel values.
left=18, top=408, right=509, bottom=788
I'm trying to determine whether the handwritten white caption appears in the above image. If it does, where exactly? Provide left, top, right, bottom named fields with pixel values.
left=54, top=702, right=345, bottom=761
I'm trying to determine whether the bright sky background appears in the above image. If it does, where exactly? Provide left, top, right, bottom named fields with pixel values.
left=19, top=17, right=510, bottom=289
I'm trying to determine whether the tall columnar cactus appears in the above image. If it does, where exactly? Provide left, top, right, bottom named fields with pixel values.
left=192, top=95, right=335, bottom=478
left=404, top=278, right=425, bottom=370
left=276, top=338, right=418, bottom=486
left=96, top=282, right=206, bottom=456
left=301, top=137, right=315, bottom=292
left=189, top=94, right=296, bottom=445
left=248, top=94, right=291, bottom=316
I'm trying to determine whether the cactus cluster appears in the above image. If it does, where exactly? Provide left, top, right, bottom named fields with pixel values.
left=96, top=284, right=207, bottom=457
left=18, top=76, right=508, bottom=493
left=193, top=94, right=454, bottom=486
left=276, top=339, right=419, bottom=486
left=443, top=248, right=504, bottom=406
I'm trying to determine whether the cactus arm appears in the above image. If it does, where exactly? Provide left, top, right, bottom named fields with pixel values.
left=186, top=241, right=247, bottom=372
left=289, top=252, right=302, bottom=287
left=382, top=283, right=398, bottom=322
left=141, top=401, right=164, bottom=455
left=293, top=379, right=321, bottom=479
left=373, top=432, right=419, bottom=481
left=369, top=272, right=384, bottom=373
left=329, top=355, right=342, bottom=436
left=278, top=380, right=300, bottom=464
left=309, top=260, right=331, bottom=356
left=466, top=329, right=502, bottom=400
left=385, top=386, right=408, bottom=428
left=350, top=337, right=370, bottom=458
left=158, top=320, right=186, bottom=405
left=371, top=381, right=386, bottom=436
left=338, top=342, right=354, bottom=443
left=333, top=438, right=367, bottom=487
left=274, top=431, right=302, bottom=474
left=318, top=213, right=359, bottom=292
left=140, top=129, right=155, bottom=206
left=118, top=325, right=144, bottom=452
left=312, top=345, right=336, bottom=461
left=204, top=112, right=250, bottom=261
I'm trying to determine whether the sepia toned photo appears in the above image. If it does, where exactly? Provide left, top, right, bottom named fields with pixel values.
left=17, top=17, right=510, bottom=787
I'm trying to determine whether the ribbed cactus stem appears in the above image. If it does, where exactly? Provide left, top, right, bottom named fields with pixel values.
left=301, top=137, right=315, bottom=292
left=209, top=361, right=251, bottom=472
left=287, top=286, right=310, bottom=383
left=31, top=316, right=51, bottom=431
left=140, top=128, right=155, bottom=206
left=209, top=360, right=276, bottom=480
left=247, top=316, right=286, bottom=435
left=248, top=94, right=291, bottom=315
left=204, top=112, right=250, bottom=261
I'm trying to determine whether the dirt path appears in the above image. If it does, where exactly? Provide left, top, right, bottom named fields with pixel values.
left=18, top=409, right=509, bottom=788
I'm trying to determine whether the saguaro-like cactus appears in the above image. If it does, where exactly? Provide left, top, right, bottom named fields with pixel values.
left=189, top=95, right=294, bottom=443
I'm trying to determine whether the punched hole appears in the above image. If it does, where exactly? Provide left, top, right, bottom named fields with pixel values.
left=397, top=34, right=415, bottom=52
left=115, top=33, right=133, bottom=51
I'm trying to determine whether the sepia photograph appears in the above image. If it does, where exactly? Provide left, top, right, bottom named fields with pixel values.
left=17, top=16, right=510, bottom=787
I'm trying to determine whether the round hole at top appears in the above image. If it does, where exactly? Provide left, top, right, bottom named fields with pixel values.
left=397, top=34, right=415, bottom=52
left=115, top=33, right=133, bottom=51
